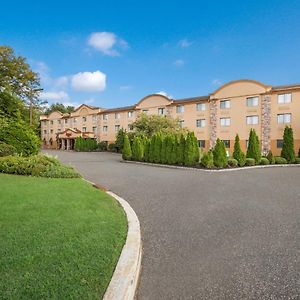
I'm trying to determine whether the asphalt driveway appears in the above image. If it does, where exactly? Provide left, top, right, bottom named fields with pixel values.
left=44, top=150, right=300, bottom=299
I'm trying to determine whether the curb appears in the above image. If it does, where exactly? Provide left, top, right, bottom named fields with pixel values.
left=84, top=179, right=142, bottom=300
left=122, top=160, right=300, bottom=173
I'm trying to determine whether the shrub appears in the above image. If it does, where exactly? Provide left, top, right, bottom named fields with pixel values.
left=281, top=126, right=295, bottom=163
left=228, top=158, right=238, bottom=167
left=298, top=148, right=300, bottom=158
left=97, top=141, right=107, bottom=151
left=0, top=142, right=16, bottom=157
left=260, top=157, right=270, bottom=165
left=201, top=151, right=214, bottom=168
left=246, top=129, right=261, bottom=164
left=0, top=155, right=80, bottom=178
left=245, top=158, right=255, bottom=166
left=74, top=137, right=97, bottom=151
left=294, top=157, right=300, bottom=164
left=184, top=133, right=197, bottom=166
left=170, top=135, right=177, bottom=165
left=153, top=132, right=162, bottom=163
left=213, top=138, right=227, bottom=168
left=160, top=135, right=167, bottom=164
left=122, top=135, right=132, bottom=160
left=115, top=128, right=126, bottom=153
left=108, top=143, right=118, bottom=152
left=149, top=134, right=156, bottom=163
left=233, top=134, right=246, bottom=166
left=176, top=135, right=185, bottom=165
left=275, top=156, right=287, bottom=164
left=267, top=150, right=275, bottom=164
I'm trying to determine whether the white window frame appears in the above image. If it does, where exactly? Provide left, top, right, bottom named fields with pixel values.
left=128, top=111, right=134, bottom=118
left=278, top=93, right=292, bottom=104
left=115, top=125, right=120, bottom=132
left=179, top=120, right=185, bottom=128
left=103, top=114, right=108, bottom=121
left=196, top=103, right=206, bottom=111
left=176, top=105, right=185, bottom=113
left=196, top=119, right=206, bottom=128
left=92, top=126, right=97, bottom=133
left=246, top=115, right=259, bottom=125
left=115, top=113, right=120, bottom=119
left=220, top=100, right=231, bottom=109
left=82, top=127, right=87, bottom=132
left=246, top=96, right=259, bottom=107
left=220, top=117, right=231, bottom=126
left=103, top=126, right=108, bottom=132
left=158, top=107, right=165, bottom=115
left=277, top=113, right=291, bottom=124
left=82, top=116, right=87, bottom=122
left=92, top=114, right=97, bottom=122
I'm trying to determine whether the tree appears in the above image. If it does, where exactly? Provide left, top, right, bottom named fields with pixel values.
left=153, top=132, right=162, bottom=163
left=45, top=103, right=75, bottom=115
left=246, top=129, right=261, bottom=164
left=201, top=150, right=214, bottom=168
left=170, top=135, right=177, bottom=165
left=190, top=132, right=199, bottom=163
left=0, top=90, right=24, bottom=119
left=233, top=134, right=246, bottom=166
left=160, top=135, right=167, bottom=164
left=184, top=132, right=196, bottom=166
left=149, top=134, right=156, bottom=163
left=281, top=126, right=295, bottom=163
left=267, top=150, right=275, bottom=164
left=130, top=113, right=187, bottom=138
left=122, top=134, right=132, bottom=160
left=143, top=137, right=150, bottom=162
left=176, top=135, right=185, bottom=165
left=213, top=138, right=227, bottom=168
left=115, top=128, right=126, bottom=153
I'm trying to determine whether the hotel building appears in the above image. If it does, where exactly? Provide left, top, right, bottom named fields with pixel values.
left=40, top=79, right=300, bottom=156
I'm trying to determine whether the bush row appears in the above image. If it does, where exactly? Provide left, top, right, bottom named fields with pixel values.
left=0, top=155, right=81, bottom=178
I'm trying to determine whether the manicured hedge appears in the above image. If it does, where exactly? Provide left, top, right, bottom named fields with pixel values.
left=245, top=158, right=256, bottom=166
left=260, top=157, right=270, bottom=165
left=275, top=156, right=287, bottom=164
left=228, top=158, right=238, bottom=167
left=0, top=142, right=16, bottom=157
left=74, top=137, right=97, bottom=152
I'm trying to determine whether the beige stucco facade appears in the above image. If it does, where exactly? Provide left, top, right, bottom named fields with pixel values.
left=40, top=79, right=300, bottom=155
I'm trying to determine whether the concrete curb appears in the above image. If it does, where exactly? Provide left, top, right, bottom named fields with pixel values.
left=83, top=179, right=142, bottom=300
left=122, top=160, right=300, bottom=173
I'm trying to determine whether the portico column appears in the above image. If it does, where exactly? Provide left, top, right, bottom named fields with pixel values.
left=66, top=139, right=70, bottom=150
left=61, top=139, right=65, bottom=150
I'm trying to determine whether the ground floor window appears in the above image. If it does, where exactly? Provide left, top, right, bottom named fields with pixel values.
left=277, top=139, right=283, bottom=148
left=198, top=140, right=205, bottom=148
left=222, top=140, right=230, bottom=148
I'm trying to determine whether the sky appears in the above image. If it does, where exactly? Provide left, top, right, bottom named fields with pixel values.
left=1, top=0, right=300, bottom=109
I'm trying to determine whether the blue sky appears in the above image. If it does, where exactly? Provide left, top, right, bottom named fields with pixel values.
left=1, top=0, right=300, bottom=108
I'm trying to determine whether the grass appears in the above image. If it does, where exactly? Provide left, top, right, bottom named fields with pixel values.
left=0, top=174, right=127, bottom=299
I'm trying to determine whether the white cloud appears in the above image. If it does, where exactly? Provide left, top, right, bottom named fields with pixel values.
left=178, top=39, right=193, bottom=48
left=71, top=71, right=106, bottom=92
left=156, top=91, right=173, bottom=99
left=40, top=91, right=70, bottom=101
left=87, top=31, right=128, bottom=56
left=54, top=76, right=69, bottom=88
left=212, top=79, right=222, bottom=86
left=173, top=59, right=185, bottom=67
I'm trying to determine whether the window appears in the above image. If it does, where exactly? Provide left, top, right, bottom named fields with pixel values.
left=277, top=113, right=291, bottom=124
left=220, top=117, right=231, bottom=126
left=198, top=140, right=205, bottom=148
left=92, top=114, right=97, bottom=122
left=115, top=125, right=120, bottom=132
left=115, top=113, right=120, bottom=119
left=44, top=130, right=47, bottom=134
left=142, top=109, right=149, bottom=114
left=222, top=140, right=230, bottom=148
left=103, top=114, right=108, bottom=120
left=58, top=129, right=61, bottom=132
left=196, top=119, right=206, bottom=128
left=176, top=105, right=184, bottom=113
left=246, top=115, right=259, bottom=125
left=50, top=120, right=53, bottom=125
left=246, top=96, right=259, bottom=107
left=82, top=127, right=87, bottom=132
left=246, top=140, right=249, bottom=148
left=179, top=120, right=185, bottom=128
left=277, top=139, right=283, bottom=148
left=128, top=124, right=133, bottom=131
left=128, top=111, right=134, bottom=118
left=196, top=103, right=206, bottom=111
left=220, top=100, right=231, bottom=109
left=158, top=107, right=165, bottom=115
left=103, top=126, right=108, bottom=132
left=50, top=129, right=53, bottom=134
left=82, top=116, right=87, bottom=122
left=92, top=126, right=97, bottom=133
left=73, top=118, right=77, bottom=123
left=64, top=119, right=68, bottom=124
left=58, top=120, right=61, bottom=124
left=278, top=93, right=292, bottom=104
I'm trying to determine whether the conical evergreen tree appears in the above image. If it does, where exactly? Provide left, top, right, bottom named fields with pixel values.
left=281, top=126, right=295, bottom=163
left=213, top=138, right=227, bottom=168
left=149, top=134, right=156, bottom=163
left=184, top=132, right=196, bottom=166
left=233, top=134, right=245, bottom=166
left=122, top=134, right=132, bottom=160
left=143, top=137, right=150, bottom=162
left=170, top=135, right=177, bottom=165
left=131, top=136, right=138, bottom=161
left=247, top=129, right=261, bottom=164
left=136, top=137, right=144, bottom=161
left=176, top=135, right=185, bottom=165
left=153, top=132, right=162, bottom=163
left=160, top=135, right=167, bottom=164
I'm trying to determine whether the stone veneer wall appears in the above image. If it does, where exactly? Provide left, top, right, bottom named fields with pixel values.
left=261, top=94, right=271, bottom=154
left=209, top=100, right=218, bottom=148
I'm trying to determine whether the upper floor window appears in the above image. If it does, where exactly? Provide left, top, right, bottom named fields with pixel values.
left=246, top=115, right=259, bottom=125
left=44, top=130, right=47, bottom=134
left=278, top=93, right=292, bottom=104
left=64, top=119, right=68, bottom=124
left=92, top=114, right=97, bottom=122
left=179, top=120, right=185, bottom=128
left=50, top=129, right=53, bottom=134
left=58, top=120, right=61, bottom=124
left=198, top=140, right=205, bottom=148
left=128, top=124, right=133, bottom=131
left=57, top=129, right=61, bottom=132
left=220, top=100, right=231, bottom=109
left=158, top=108, right=165, bottom=115
left=92, top=126, right=97, bottom=133
left=196, top=103, right=206, bottom=111
left=222, top=140, right=230, bottom=148
left=103, top=114, right=108, bottom=120
left=103, top=126, right=108, bottom=132
left=82, top=116, right=87, bottom=122
left=142, top=109, right=149, bottom=114
left=246, top=96, right=259, bottom=107
left=196, top=119, right=206, bottom=128
left=277, top=113, right=291, bottom=124
left=82, top=127, right=87, bottom=132
left=50, top=120, right=54, bottom=125
left=176, top=105, right=184, bottom=113
left=115, top=113, right=120, bottom=119
left=128, top=111, right=134, bottom=118
left=220, top=117, right=231, bottom=126
left=115, top=125, right=120, bottom=132
left=73, top=118, right=77, bottom=123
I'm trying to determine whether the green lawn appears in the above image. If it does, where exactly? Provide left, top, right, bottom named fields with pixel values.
left=0, top=174, right=127, bottom=299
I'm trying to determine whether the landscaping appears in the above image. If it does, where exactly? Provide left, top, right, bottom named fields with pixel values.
left=0, top=174, right=127, bottom=299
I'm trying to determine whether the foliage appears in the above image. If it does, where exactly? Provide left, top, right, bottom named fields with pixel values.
left=74, top=137, right=97, bottom=152
left=97, top=141, right=108, bottom=151
left=160, top=135, right=167, bottom=164
left=201, top=151, right=214, bottom=168
left=246, top=129, right=261, bottom=164
left=228, top=158, right=238, bottom=167
left=122, top=134, right=132, bottom=160
left=245, top=158, right=256, bottom=166
left=0, top=116, right=40, bottom=156
left=176, top=135, right=185, bottom=165
left=267, top=150, right=275, bottom=164
left=149, top=134, right=156, bottom=163
left=281, top=126, right=295, bottom=163
left=184, top=132, right=197, bottom=166
left=213, top=138, right=228, bottom=168
left=131, top=136, right=144, bottom=161
left=190, top=132, right=200, bottom=164
left=260, top=157, right=270, bottom=165
left=45, top=102, right=75, bottom=114
left=153, top=132, right=162, bottom=163
left=115, top=128, right=126, bottom=153
left=275, top=156, right=287, bottom=164
left=130, top=113, right=186, bottom=138
left=0, top=142, right=16, bottom=157
left=294, top=157, right=300, bottom=164
left=233, top=134, right=245, bottom=166
left=0, top=155, right=81, bottom=178
left=298, top=148, right=300, bottom=158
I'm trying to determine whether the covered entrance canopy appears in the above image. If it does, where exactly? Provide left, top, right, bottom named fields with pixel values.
left=57, top=128, right=96, bottom=150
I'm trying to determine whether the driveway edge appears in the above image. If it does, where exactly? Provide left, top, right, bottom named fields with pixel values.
left=122, top=160, right=300, bottom=172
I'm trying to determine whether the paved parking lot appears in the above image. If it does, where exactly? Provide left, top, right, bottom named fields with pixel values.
left=44, top=150, right=300, bottom=299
